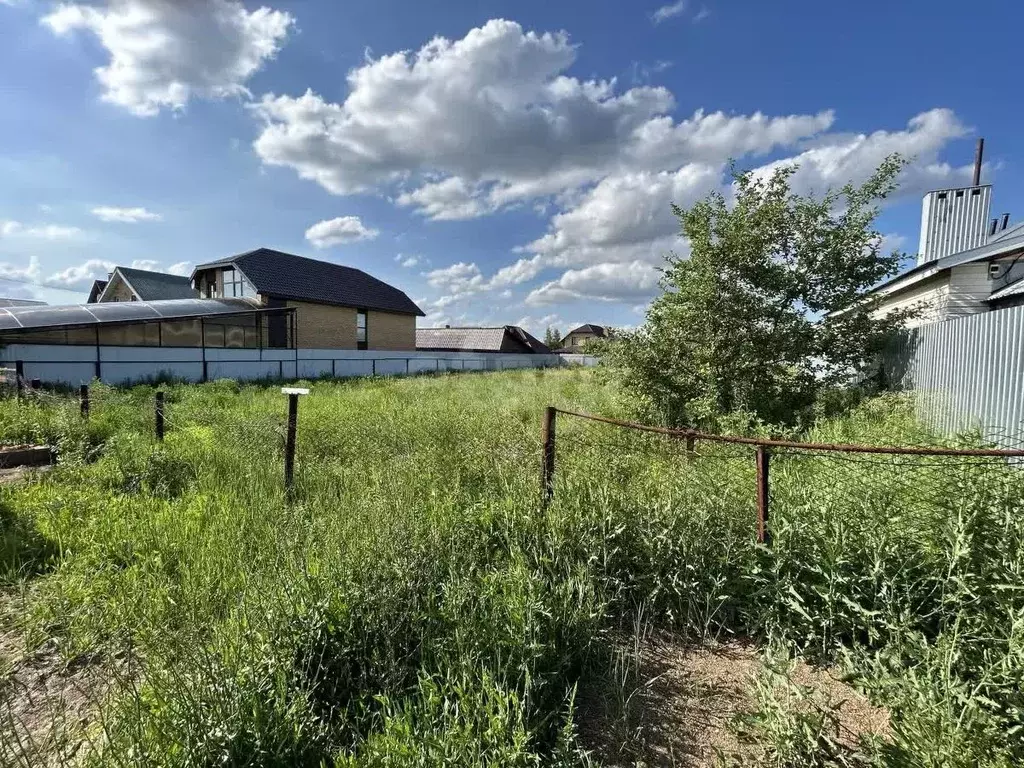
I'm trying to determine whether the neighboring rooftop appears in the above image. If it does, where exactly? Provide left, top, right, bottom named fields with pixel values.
left=194, top=248, right=424, bottom=316
left=87, top=279, right=108, bottom=304
left=866, top=225, right=1024, bottom=299
left=566, top=324, right=608, bottom=337
left=416, top=326, right=551, bottom=354
left=106, top=267, right=198, bottom=301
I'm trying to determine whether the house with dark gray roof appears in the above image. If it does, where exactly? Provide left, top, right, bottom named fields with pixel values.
left=191, top=248, right=424, bottom=350
left=561, top=324, right=610, bottom=353
left=86, top=280, right=108, bottom=304
left=93, top=266, right=197, bottom=303
left=416, top=326, right=551, bottom=354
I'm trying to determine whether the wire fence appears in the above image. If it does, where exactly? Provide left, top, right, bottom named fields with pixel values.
left=6, top=384, right=1024, bottom=531
left=543, top=407, right=1024, bottom=546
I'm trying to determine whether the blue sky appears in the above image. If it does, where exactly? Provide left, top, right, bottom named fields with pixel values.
left=0, top=0, right=1021, bottom=336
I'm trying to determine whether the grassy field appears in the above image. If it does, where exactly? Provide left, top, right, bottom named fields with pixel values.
left=1, top=368, right=1023, bottom=766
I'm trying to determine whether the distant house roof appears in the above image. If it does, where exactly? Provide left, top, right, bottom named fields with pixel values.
left=416, top=326, right=551, bottom=354
left=987, top=277, right=1024, bottom=303
left=193, top=248, right=424, bottom=316
left=101, top=267, right=198, bottom=301
left=87, top=280, right=108, bottom=303
left=566, top=324, right=608, bottom=337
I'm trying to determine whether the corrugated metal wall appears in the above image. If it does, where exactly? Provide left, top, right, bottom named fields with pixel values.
left=918, top=185, right=992, bottom=264
left=885, top=304, right=1024, bottom=446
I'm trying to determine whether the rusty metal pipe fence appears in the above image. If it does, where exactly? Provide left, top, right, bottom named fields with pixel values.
left=541, top=407, right=1024, bottom=545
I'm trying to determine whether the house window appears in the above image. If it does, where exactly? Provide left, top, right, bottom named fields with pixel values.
left=357, top=309, right=367, bottom=350
left=200, top=273, right=219, bottom=298
left=222, top=267, right=255, bottom=298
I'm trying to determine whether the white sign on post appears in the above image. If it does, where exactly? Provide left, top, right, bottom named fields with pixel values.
left=281, top=387, right=310, bottom=396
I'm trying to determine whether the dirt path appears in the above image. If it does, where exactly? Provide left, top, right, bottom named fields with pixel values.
left=576, top=636, right=889, bottom=767
left=0, top=594, right=128, bottom=767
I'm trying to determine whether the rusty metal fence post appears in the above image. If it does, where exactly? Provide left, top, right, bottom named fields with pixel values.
left=756, top=445, right=771, bottom=546
left=80, top=384, right=89, bottom=420
left=541, top=406, right=557, bottom=507
left=284, top=392, right=298, bottom=493
left=155, top=391, right=165, bottom=441
left=281, top=387, right=308, bottom=498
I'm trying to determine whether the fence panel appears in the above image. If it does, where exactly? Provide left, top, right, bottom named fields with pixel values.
left=547, top=408, right=1024, bottom=546
left=884, top=304, right=1024, bottom=447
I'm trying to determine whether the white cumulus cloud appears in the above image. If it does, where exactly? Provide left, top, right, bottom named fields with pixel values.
left=651, top=0, right=686, bottom=24
left=526, top=261, right=661, bottom=306
left=304, top=216, right=380, bottom=248
left=251, top=19, right=831, bottom=219
left=395, top=254, right=423, bottom=268
left=0, top=256, right=182, bottom=292
left=167, top=260, right=194, bottom=276
left=747, top=108, right=973, bottom=198
left=91, top=206, right=162, bottom=222
left=43, top=0, right=293, bottom=117
left=0, top=220, right=83, bottom=239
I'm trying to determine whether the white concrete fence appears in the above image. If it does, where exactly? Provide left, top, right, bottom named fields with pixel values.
left=0, top=344, right=597, bottom=386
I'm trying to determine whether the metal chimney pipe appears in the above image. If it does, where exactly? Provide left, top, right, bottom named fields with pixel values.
left=1002, top=213, right=1010, bottom=231
left=973, top=137, right=984, bottom=187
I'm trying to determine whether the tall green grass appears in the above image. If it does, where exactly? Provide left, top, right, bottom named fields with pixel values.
left=0, top=373, right=1021, bottom=766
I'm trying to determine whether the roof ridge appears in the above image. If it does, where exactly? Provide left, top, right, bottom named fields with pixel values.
left=116, top=265, right=190, bottom=278
left=240, top=247, right=366, bottom=273
left=420, top=325, right=508, bottom=330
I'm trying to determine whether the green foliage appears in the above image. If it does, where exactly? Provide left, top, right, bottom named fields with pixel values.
left=0, top=373, right=1021, bottom=766
left=544, top=326, right=563, bottom=350
left=608, top=155, right=915, bottom=429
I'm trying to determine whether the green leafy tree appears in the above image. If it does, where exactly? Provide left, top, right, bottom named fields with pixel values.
left=543, top=326, right=562, bottom=350
left=609, top=154, right=913, bottom=430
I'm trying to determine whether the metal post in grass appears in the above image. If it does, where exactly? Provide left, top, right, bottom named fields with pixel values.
left=30, top=378, right=40, bottom=392
left=282, top=387, right=309, bottom=498
left=755, top=445, right=771, bottom=546
left=80, top=385, right=89, bottom=420
left=541, top=406, right=557, bottom=508
left=155, top=391, right=165, bottom=441
left=14, top=360, right=24, bottom=399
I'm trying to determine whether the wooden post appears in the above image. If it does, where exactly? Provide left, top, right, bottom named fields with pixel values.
left=284, top=391, right=299, bottom=495
left=80, top=384, right=89, bottom=419
left=155, top=391, right=165, bottom=441
left=14, top=360, right=24, bottom=399
left=756, top=446, right=771, bottom=546
left=685, top=431, right=695, bottom=458
left=541, top=406, right=556, bottom=507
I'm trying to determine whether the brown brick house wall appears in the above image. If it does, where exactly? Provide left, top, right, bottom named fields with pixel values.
left=367, top=310, right=416, bottom=351
left=285, top=300, right=357, bottom=349
left=278, top=300, right=416, bottom=350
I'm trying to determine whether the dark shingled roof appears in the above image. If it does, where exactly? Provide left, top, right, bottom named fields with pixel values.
left=416, top=326, right=551, bottom=354
left=115, top=267, right=197, bottom=301
left=566, top=323, right=608, bottom=337
left=194, top=248, right=424, bottom=316
left=87, top=280, right=108, bottom=304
